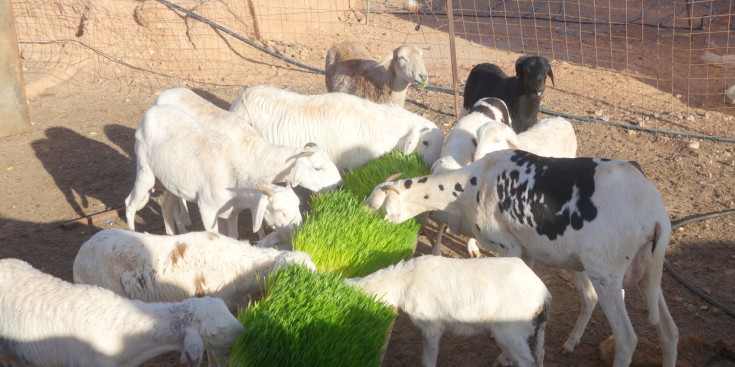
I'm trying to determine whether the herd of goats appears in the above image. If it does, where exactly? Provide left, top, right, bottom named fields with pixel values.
left=1, top=41, right=681, bottom=367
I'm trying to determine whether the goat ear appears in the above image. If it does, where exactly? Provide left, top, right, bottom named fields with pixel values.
left=182, top=327, right=204, bottom=367
left=251, top=195, right=268, bottom=233
left=288, top=160, right=304, bottom=188
left=515, top=56, right=528, bottom=78
left=403, top=127, right=429, bottom=154
left=383, top=191, right=402, bottom=222
left=378, top=51, right=394, bottom=67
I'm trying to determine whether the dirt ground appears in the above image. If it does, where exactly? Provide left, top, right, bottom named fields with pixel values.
left=3, top=2, right=735, bottom=366
left=2, top=69, right=735, bottom=366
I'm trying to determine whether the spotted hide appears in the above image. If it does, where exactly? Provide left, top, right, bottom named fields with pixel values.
left=496, top=150, right=603, bottom=240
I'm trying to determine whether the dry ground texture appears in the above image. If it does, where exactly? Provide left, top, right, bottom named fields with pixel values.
left=2, top=0, right=735, bottom=366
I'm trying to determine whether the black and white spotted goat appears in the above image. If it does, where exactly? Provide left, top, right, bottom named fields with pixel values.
left=365, top=149, right=679, bottom=367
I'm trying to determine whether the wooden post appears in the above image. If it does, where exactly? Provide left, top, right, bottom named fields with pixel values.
left=0, top=0, right=31, bottom=137
left=444, top=0, right=461, bottom=118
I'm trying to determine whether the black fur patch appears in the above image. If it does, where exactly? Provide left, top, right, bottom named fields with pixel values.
left=473, top=97, right=511, bottom=127
left=424, top=195, right=429, bottom=199
left=438, top=184, right=444, bottom=191
left=422, top=140, right=429, bottom=146
left=452, top=192, right=458, bottom=197
left=404, top=179, right=413, bottom=189
left=470, top=176, right=477, bottom=186
left=418, top=177, right=428, bottom=183
left=471, top=104, right=496, bottom=120
left=454, top=183, right=463, bottom=192
left=496, top=150, right=599, bottom=240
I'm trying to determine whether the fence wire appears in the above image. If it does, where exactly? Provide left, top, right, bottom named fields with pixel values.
left=10, top=0, right=735, bottom=121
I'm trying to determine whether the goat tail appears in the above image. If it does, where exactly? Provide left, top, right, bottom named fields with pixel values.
left=644, top=220, right=671, bottom=326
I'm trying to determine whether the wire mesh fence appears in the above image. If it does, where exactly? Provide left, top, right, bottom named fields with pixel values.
left=10, top=0, right=735, bottom=118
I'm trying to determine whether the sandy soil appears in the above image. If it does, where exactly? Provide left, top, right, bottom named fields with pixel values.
left=2, top=69, right=735, bottom=365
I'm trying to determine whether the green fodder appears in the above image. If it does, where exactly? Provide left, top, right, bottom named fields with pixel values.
left=341, top=150, right=430, bottom=199
left=292, top=151, right=429, bottom=278
left=292, top=189, right=419, bottom=278
left=232, top=151, right=428, bottom=366
left=230, top=265, right=396, bottom=367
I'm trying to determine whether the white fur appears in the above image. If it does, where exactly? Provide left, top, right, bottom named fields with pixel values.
left=365, top=151, right=679, bottom=367
left=153, top=88, right=341, bottom=237
left=229, top=85, right=443, bottom=170
left=429, top=97, right=512, bottom=257
left=154, top=88, right=341, bottom=193
left=124, top=104, right=302, bottom=238
left=0, top=258, right=243, bottom=367
left=73, top=229, right=316, bottom=305
left=325, top=41, right=428, bottom=107
left=352, top=255, right=550, bottom=367
left=474, top=117, right=577, bottom=161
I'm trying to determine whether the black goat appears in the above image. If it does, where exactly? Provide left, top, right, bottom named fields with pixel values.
left=462, top=56, right=554, bottom=133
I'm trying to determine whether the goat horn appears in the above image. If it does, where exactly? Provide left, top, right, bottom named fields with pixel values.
left=385, top=172, right=403, bottom=182
left=256, top=186, right=276, bottom=197
left=380, top=185, right=401, bottom=195
left=304, top=142, right=318, bottom=148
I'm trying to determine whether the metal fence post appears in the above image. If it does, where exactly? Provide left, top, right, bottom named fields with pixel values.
left=445, top=0, right=460, bottom=118
left=0, top=0, right=31, bottom=138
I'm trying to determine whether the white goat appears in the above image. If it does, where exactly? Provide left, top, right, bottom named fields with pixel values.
left=325, top=41, right=428, bottom=107
left=351, top=255, right=550, bottom=367
left=73, top=229, right=316, bottom=305
left=474, top=116, right=577, bottom=161
left=0, top=258, right=243, bottom=367
left=153, top=87, right=341, bottom=237
left=154, top=88, right=341, bottom=193
left=429, top=97, right=511, bottom=257
left=365, top=150, right=679, bottom=367
left=124, top=104, right=303, bottom=238
left=229, top=85, right=444, bottom=170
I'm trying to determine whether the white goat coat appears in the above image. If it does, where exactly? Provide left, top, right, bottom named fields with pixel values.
left=355, top=255, right=550, bottom=367
left=475, top=117, right=577, bottom=160
left=229, top=85, right=444, bottom=170
left=151, top=88, right=341, bottom=237
left=154, top=88, right=342, bottom=193
left=124, top=104, right=302, bottom=237
left=73, top=229, right=316, bottom=304
left=0, top=258, right=243, bottom=367
left=430, top=97, right=511, bottom=257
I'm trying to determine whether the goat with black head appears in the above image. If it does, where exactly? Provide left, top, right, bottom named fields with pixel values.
left=463, top=56, right=554, bottom=133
